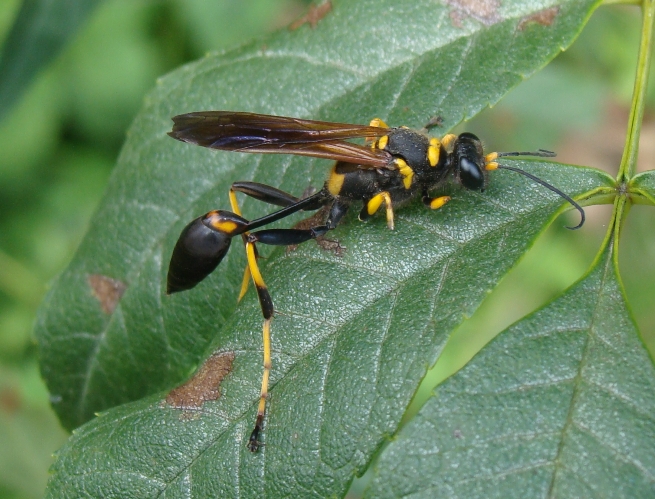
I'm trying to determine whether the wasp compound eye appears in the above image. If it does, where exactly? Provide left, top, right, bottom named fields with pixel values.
left=459, top=157, right=485, bottom=191
left=167, top=210, right=248, bottom=294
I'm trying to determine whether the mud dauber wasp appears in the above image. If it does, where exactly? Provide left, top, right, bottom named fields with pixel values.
left=166, top=111, right=585, bottom=452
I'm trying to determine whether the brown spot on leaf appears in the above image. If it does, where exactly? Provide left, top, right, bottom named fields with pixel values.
left=518, top=7, right=559, bottom=31
left=289, top=1, right=332, bottom=30
left=446, top=0, right=501, bottom=27
left=287, top=205, right=346, bottom=256
left=87, top=274, right=127, bottom=314
left=166, top=351, right=235, bottom=410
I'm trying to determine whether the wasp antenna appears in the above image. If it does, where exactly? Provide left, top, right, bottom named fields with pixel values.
left=497, top=149, right=556, bottom=158
left=497, top=164, right=585, bottom=230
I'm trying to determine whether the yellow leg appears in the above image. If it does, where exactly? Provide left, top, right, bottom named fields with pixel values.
left=238, top=266, right=251, bottom=302
left=245, top=241, right=274, bottom=452
left=248, top=317, right=271, bottom=452
left=229, top=188, right=243, bottom=216
left=362, top=191, right=395, bottom=230
left=428, top=195, right=451, bottom=210
left=230, top=187, right=252, bottom=301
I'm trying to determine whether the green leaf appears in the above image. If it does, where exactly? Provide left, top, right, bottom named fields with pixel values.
left=44, top=160, right=610, bottom=498
left=37, top=0, right=614, bottom=496
left=36, top=0, right=602, bottom=432
left=366, top=231, right=655, bottom=498
left=0, top=0, right=105, bottom=121
left=631, top=170, right=655, bottom=206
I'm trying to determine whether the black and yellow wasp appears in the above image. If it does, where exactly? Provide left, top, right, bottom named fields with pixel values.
left=165, top=111, right=585, bottom=452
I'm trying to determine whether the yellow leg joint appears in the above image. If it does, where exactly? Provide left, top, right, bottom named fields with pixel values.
left=429, top=195, right=451, bottom=210
left=441, top=133, right=457, bottom=149
left=366, top=192, right=395, bottom=230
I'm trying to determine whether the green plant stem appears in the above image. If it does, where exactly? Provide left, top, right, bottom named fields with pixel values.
left=602, top=0, right=640, bottom=5
left=618, top=0, right=655, bottom=182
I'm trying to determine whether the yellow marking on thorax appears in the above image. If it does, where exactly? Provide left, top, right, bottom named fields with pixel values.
left=367, top=118, right=389, bottom=145
left=369, top=117, right=389, bottom=128
left=377, top=135, right=389, bottom=150
left=395, top=158, right=414, bottom=189
left=326, top=165, right=345, bottom=195
left=428, top=137, right=441, bottom=167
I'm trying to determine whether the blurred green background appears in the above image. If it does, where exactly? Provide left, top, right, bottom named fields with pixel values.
left=0, top=1, right=653, bottom=497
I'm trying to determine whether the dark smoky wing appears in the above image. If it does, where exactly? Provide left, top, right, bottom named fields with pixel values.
left=169, top=111, right=389, bottom=149
left=278, top=141, right=392, bottom=168
left=169, top=111, right=393, bottom=168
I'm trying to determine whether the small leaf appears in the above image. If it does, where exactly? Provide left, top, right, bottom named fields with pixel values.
left=630, top=170, right=655, bottom=206
left=366, top=237, right=655, bottom=498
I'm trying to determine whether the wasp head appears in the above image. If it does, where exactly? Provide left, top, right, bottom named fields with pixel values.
left=452, top=132, right=487, bottom=191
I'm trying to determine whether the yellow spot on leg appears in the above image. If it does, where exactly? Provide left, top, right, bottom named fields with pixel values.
left=429, top=196, right=451, bottom=210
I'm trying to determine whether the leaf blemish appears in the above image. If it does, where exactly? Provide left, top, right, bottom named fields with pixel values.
left=165, top=351, right=236, bottom=410
left=288, top=205, right=346, bottom=256
left=87, top=274, right=127, bottom=314
left=446, top=0, right=501, bottom=27
left=517, top=7, right=559, bottom=31
left=288, top=1, right=333, bottom=31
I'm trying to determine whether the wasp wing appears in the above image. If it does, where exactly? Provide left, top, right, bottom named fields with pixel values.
left=169, top=111, right=393, bottom=168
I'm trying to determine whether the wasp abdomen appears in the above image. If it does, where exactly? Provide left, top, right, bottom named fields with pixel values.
left=167, top=211, right=248, bottom=294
